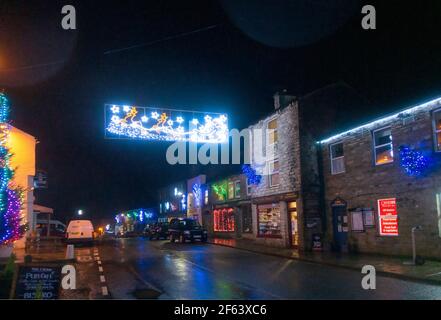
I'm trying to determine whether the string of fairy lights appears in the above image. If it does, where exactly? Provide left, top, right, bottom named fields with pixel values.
left=0, top=92, right=24, bottom=244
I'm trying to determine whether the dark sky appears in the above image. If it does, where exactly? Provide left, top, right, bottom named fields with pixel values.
left=1, top=0, right=441, bottom=222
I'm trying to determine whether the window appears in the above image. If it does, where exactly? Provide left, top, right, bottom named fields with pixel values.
left=228, top=181, right=234, bottom=199
left=350, top=209, right=364, bottom=232
left=330, top=142, right=345, bottom=174
left=246, top=179, right=252, bottom=195
left=373, top=127, right=393, bottom=165
left=234, top=180, right=241, bottom=198
left=204, top=189, right=209, bottom=205
left=433, top=110, right=441, bottom=152
left=267, top=118, right=278, bottom=145
left=214, top=208, right=235, bottom=232
left=258, top=204, right=281, bottom=238
left=269, top=160, right=280, bottom=187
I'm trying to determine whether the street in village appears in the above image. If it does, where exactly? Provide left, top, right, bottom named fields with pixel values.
left=69, top=238, right=441, bottom=300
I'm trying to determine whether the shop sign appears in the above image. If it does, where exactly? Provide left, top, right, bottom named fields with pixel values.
left=12, top=265, right=61, bottom=299
left=377, top=198, right=398, bottom=236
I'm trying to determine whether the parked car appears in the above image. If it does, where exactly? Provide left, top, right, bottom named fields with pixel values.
left=66, top=220, right=94, bottom=244
left=144, top=223, right=169, bottom=240
left=168, top=218, right=207, bottom=243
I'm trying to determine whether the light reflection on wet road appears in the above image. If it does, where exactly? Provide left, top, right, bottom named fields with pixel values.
left=97, top=238, right=441, bottom=299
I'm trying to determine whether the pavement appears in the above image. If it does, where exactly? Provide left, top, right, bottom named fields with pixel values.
left=209, top=237, right=441, bottom=285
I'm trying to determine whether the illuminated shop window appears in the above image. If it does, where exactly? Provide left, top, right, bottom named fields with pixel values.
left=373, top=127, right=394, bottom=165
left=269, top=160, right=280, bottom=187
left=234, top=180, right=241, bottom=198
left=330, top=142, right=345, bottom=174
left=213, top=208, right=235, bottom=232
left=258, top=204, right=281, bottom=238
left=433, top=109, right=441, bottom=152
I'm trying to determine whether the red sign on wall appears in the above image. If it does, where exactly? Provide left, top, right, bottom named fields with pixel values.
left=377, top=198, right=398, bottom=236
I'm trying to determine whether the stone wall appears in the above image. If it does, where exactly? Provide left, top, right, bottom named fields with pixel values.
left=321, top=101, right=441, bottom=259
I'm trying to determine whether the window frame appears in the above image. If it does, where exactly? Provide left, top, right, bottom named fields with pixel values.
left=329, top=142, right=345, bottom=175
left=234, top=180, right=241, bottom=198
left=246, top=179, right=252, bottom=196
left=268, top=159, right=280, bottom=188
left=372, top=126, right=394, bottom=166
left=432, top=109, right=441, bottom=152
left=227, top=181, right=235, bottom=200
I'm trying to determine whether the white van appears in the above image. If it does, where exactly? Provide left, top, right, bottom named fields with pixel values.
left=66, top=220, right=94, bottom=244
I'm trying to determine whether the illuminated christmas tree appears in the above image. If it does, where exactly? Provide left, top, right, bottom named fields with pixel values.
left=0, top=92, right=24, bottom=245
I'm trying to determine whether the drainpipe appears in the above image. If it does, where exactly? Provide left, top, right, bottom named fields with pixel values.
left=316, top=142, right=327, bottom=235
left=404, top=225, right=423, bottom=265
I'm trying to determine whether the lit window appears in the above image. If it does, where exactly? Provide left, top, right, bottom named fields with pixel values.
left=228, top=181, right=234, bottom=199
left=267, top=118, right=278, bottom=145
left=233, top=181, right=241, bottom=198
left=433, top=110, right=441, bottom=152
left=269, top=160, right=280, bottom=187
left=373, top=127, right=393, bottom=165
left=204, top=189, right=209, bottom=205
left=214, top=208, right=235, bottom=232
left=330, top=142, right=345, bottom=174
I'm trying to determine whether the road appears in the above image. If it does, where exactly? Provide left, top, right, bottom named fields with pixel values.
left=89, top=238, right=441, bottom=299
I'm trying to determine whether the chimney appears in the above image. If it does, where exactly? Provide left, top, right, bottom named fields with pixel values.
left=273, top=89, right=296, bottom=110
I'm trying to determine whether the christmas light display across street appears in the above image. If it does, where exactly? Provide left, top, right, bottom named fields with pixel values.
left=105, top=104, right=229, bottom=143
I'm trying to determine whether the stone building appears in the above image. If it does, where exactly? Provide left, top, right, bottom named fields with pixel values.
left=246, top=84, right=365, bottom=250
left=319, top=96, right=441, bottom=259
left=246, top=93, right=304, bottom=249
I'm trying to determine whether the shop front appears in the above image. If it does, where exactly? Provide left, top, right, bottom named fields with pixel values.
left=251, top=194, right=299, bottom=249
left=205, top=174, right=251, bottom=239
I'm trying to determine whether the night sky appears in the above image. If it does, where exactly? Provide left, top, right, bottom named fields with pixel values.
left=1, top=0, right=441, bottom=222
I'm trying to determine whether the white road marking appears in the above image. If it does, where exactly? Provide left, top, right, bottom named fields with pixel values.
left=101, top=286, right=109, bottom=296
left=100, top=275, right=106, bottom=283
left=99, top=266, right=103, bottom=272
left=97, top=260, right=102, bottom=265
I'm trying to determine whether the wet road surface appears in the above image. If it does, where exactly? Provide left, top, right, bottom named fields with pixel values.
left=96, top=238, right=441, bottom=299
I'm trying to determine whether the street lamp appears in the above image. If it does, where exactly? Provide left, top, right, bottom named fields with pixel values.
left=78, top=209, right=83, bottom=216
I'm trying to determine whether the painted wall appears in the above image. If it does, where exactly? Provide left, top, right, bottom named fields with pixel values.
left=8, top=126, right=36, bottom=247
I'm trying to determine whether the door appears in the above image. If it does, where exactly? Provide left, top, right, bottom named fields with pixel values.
left=332, top=204, right=348, bottom=252
left=288, top=201, right=298, bottom=248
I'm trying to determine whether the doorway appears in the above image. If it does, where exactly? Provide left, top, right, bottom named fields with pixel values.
left=288, top=201, right=298, bottom=248
left=331, top=198, right=348, bottom=252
